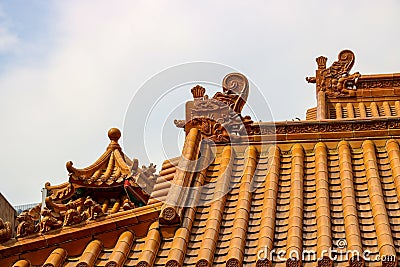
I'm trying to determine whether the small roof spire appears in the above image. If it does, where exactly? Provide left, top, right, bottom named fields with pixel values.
left=66, top=127, right=131, bottom=187
left=108, top=128, right=121, bottom=142
left=107, top=128, right=121, bottom=149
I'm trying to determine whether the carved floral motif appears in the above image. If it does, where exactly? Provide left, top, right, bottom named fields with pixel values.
left=136, top=262, right=149, bottom=267
left=196, top=259, right=210, bottom=267
left=165, top=260, right=179, bottom=267
left=318, top=257, right=333, bottom=267
left=161, top=206, right=177, bottom=222
left=319, top=122, right=353, bottom=132
left=357, top=79, right=400, bottom=89
left=256, top=259, right=271, bottom=267
left=233, top=117, right=400, bottom=138
left=191, top=85, right=206, bottom=98
left=388, top=120, right=400, bottom=129
left=353, top=121, right=387, bottom=131
left=382, top=258, right=397, bottom=267
left=349, top=256, right=365, bottom=267
left=286, top=258, right=301, bottom=267
left=226, top=259, right=240, bottom=267
left=286, top=124, right=319, bottom=134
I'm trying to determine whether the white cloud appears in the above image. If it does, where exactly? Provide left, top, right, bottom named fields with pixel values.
left=0, top=5, right=18, bottom=53
left=0, top=25, right=18, bottom=52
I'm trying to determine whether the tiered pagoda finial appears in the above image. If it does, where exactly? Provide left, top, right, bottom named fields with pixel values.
left=66, top=128, right=131, bottom=187
left=13, top=128, right=158, bottom=239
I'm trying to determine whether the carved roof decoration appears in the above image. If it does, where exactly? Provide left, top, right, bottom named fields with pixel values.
left=66, top=128, right=132, bottom=187
left=175, top=72, right=253, bottom=143
left=307, top=49, right=360, bottom=97
left=307, top=50, right=400, bottom=99
left=45, top=182, right=75, bottom=202
left=356, top=73, right=400, bottom=90
left=50, top=128, right=158, bottom=206
left=1, top=128, right=159, bottom=241
left=306, top=50, right=400, bottom=120
left=44, top=128, right=157, bottom=206
left=0, top=218, right=12, bottom=244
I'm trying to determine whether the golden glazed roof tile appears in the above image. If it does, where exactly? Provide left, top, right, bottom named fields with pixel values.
left=41, top=248, right=67, bottom=267
left=11, top=260, right=30, bottom=267
left=66, top=128, right=132, bottom=187
left=104, top=231, right=134, bottom=267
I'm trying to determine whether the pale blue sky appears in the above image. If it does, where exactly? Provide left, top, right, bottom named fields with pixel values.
left=0, top=1, right=399, bottom=205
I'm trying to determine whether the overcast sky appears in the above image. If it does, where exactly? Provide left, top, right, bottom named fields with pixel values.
left=0, top=1, right=399, bottom=205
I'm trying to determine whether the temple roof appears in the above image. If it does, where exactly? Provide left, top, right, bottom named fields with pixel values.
left=45, top=128, right=156, bottom=207
left=2, top=51, right=400, bottom=267
left=66, top=128, right=133, bottom=187
left=3, top=138, right=400, bottom=267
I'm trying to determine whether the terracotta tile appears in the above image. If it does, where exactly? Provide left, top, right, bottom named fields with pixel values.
left=0, top=255, right=19, bottom=267
left=96, top=229, right=124, bottom=249
left=15, top=236, right=48, bottom=254
left=57, top=236, right=92, bottom=257
left=19, top=247, right=53, bottom=266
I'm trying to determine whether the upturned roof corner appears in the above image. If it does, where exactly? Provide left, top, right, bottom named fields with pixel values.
left=66, top=128, right=132, bottom=187
left=9, top=128, right=159, bottom=242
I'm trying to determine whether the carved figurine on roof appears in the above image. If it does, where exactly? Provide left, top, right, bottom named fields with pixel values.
left=0, top=218, right=12, bottom=243
left=174, top=72, right=253, bottom=142
left=16, top=211, right=36, bottom=238
left=14, top=128, right=158, bottom=238
left=306, top=49, right=361, bottom=97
